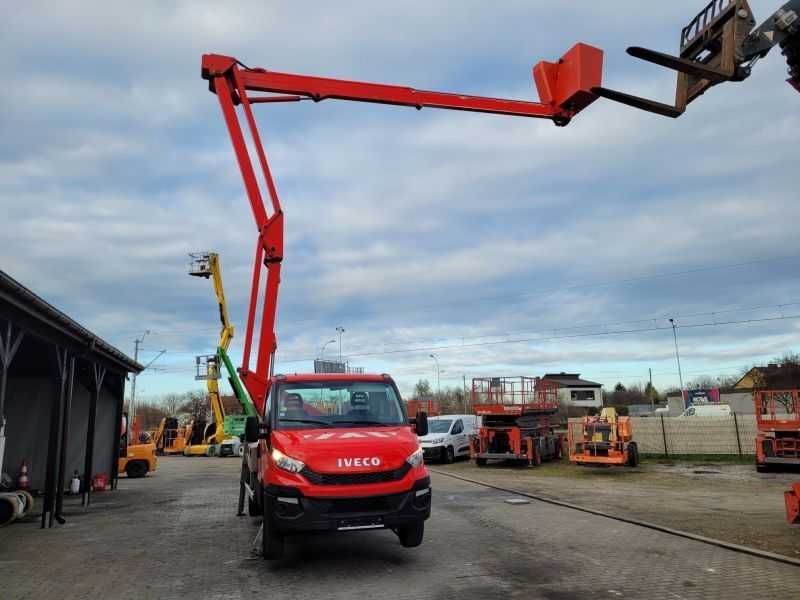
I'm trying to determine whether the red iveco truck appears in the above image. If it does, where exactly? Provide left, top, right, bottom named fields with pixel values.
left=243, top=373, right=430, bottom=559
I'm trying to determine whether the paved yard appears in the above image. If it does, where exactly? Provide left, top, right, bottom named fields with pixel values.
left=0, top=456, right=798, bottom=599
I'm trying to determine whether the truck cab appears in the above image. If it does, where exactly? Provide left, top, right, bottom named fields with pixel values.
left=243, top=373, right=431, bottom=559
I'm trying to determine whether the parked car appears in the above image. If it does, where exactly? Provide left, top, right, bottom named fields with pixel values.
left=678, top=404, right=732, bottom=418
left=418, top=415, right=478, bottom=463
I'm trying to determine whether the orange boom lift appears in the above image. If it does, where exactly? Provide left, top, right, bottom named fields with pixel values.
left=569, top=407, right=639, bottom=467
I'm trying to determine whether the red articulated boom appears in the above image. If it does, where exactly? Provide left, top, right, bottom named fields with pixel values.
left=201, top=45, right=603, bottom=413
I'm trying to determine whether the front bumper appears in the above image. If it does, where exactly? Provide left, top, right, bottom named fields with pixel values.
left=265, top=476, right=431, bottom=534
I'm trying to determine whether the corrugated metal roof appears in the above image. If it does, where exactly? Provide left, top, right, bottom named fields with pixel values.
left=0, top=269, right=143, bottom=374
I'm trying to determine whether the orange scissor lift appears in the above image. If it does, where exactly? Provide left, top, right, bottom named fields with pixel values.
left=470, top=377, right=562, bottom=467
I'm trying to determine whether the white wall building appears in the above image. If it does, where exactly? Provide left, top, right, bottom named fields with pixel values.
left=541, top=373, right=603, bottom=409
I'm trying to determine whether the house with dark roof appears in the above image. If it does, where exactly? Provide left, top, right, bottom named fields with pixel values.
left=540, top=372, right=603, bottom=408
left=734, top=363, right=800, bottom=391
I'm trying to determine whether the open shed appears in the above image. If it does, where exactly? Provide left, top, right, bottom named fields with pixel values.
left=0, top=269, right=142, bottom=528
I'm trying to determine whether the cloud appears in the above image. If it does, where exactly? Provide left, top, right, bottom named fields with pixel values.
left=2, top=1, right=799, bottom=400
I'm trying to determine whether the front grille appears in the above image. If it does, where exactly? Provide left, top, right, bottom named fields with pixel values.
left=301, top=462, right=411, bottom=485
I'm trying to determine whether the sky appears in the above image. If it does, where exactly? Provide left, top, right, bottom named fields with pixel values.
left=2, top=1, right=799, bottom=402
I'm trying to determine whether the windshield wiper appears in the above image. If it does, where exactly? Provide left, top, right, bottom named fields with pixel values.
left=332, top=420, right=391, bottom=426
left=279, top=418, right=332, bottom=426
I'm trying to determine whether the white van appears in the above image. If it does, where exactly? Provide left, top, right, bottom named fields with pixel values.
left=679, top=404, right=731, bottom=418
left=418, top=415, right=479, bottom=463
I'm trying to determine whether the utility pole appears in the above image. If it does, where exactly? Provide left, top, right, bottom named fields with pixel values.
left=463, top=374, right=468, bottom=413
left=649, top=368, right=654, bottom=413
left=669, top=318, right=684, bottom=393
left=336, top=326, right=345, bottom=365
left=130, top=330, right=149, bottom=423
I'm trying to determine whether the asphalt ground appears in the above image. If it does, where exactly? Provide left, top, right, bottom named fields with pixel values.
left=1, top=456, right=798, bottom=599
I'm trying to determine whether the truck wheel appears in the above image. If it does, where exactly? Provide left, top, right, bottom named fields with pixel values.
left=756, top=463, right=770, bottom=473
left=261, top=496, right=285, bottom=560
left=126, top=461, right=148, bottom=478
left=476, top=458, right=487, bottom=467
left=444, top=446, right=455, bottom=464
left=248, top=475, right=262, bottom=516
left=397, top=521, right=424, bottom=548
left=626, top=442, right=639, bottom=467
left=237, top=445, right=244, bottom=457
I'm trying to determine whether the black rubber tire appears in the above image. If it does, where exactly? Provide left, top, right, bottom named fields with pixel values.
left=626, top=442, right=639, bottom=467
left=397, top=521, right=425, bottom=548
left=444, top=446, right=455, bottom=464
left=476, top=458, right=487, bottom=467
left=261, top=495, right=285, bottom=560
left=125, top=461, right=148, bottom=478
left=756, top=463, right=770, bottom=473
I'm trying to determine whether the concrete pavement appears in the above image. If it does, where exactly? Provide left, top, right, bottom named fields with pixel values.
left=0, top=456, right=798, bottom=599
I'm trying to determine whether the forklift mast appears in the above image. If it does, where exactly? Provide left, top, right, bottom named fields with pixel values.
left=201, top=44, right=604, bottom=413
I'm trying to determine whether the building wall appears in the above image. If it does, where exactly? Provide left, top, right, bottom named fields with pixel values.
left=3, top=377, right=118, bottom=490
left=559, top=386, right=602, bottom=408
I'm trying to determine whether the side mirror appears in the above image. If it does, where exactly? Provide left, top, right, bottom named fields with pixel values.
left=415, top=411, right=428, bottom=437
left=244, top=416, right=259, bottom=443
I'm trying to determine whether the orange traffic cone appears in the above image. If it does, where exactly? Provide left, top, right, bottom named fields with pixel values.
left=18, top=460, right=29, bottom=491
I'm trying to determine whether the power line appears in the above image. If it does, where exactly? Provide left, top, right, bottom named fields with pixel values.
left=277, top=313, right=800, bottom=363
left=107, top=252, right=800, bottom=337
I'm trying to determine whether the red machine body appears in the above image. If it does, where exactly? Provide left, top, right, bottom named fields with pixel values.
left=754, top=389, right=800, bottom=471
left=201, top=44, right=602, bottom=557
left=470, top=377, right=562, bottom=466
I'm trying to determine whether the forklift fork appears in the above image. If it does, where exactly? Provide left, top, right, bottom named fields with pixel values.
left=594, top=0, right=757, bottom=117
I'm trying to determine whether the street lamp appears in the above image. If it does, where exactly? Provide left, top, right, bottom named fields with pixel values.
left=336, top=326, right=345, bottom=363
left=319, top=339, right=336, bottom=360
left=669, top=318, right=684, bottom=392
left=429, top=354, right=440, bottom=397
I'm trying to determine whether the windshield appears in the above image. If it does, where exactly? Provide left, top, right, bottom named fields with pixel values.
left=427, top=419, right=453, bottom=434
left=274, top=381, right=405, bottom=429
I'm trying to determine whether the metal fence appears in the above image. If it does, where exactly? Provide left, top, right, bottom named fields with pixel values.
left=568, top=415, right=758, bottom=456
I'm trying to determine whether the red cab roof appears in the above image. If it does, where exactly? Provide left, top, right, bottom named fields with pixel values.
left=276, top=373, right=393, bottom=383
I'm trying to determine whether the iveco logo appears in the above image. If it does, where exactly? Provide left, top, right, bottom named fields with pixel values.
left=337, top=457, right=381, bottom=468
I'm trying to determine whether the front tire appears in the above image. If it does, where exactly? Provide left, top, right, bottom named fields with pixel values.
left=443, top=446, right=454, bottom=464
left=261, top=495, right=285, bottom=560
left=626, top=442, right=639, bottom=467
left=126, top=461, right=148, bottom=478
left=397, top=521, right=424, bottom=548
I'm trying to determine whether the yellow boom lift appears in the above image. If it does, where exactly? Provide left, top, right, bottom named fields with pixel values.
left=185, top=252, right=256, bottom=457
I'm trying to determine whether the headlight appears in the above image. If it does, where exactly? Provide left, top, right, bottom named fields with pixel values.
left=271, top=448, right=305, bottom=474
left=406, top=447, right=424, bottom=468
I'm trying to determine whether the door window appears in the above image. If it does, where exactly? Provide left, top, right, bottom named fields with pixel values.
left=451, top=419, right=463, bottom=434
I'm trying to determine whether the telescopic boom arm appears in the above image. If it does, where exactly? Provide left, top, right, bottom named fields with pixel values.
left=201, top=44, right=603, bottom=413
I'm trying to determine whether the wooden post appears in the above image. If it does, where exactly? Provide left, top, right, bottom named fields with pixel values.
left=660, top=414, right=669, bottom=458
